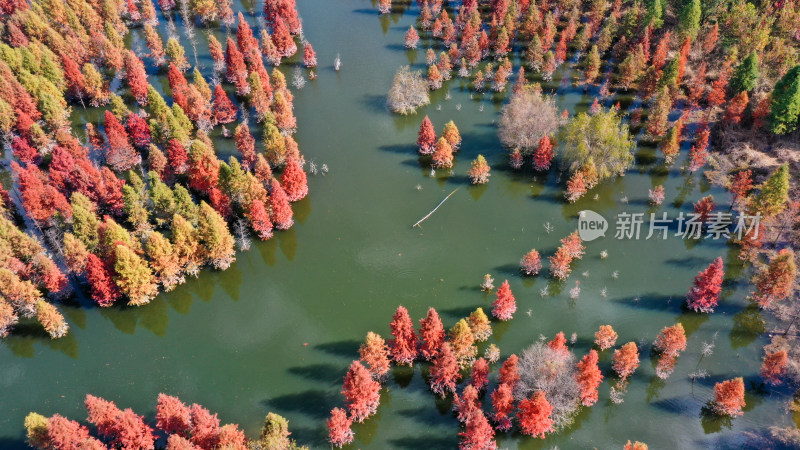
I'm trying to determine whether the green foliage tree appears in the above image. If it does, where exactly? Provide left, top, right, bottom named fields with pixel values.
left=261, top=412, right=308, bottom=449
left=114, top=245, right=158, bottom=306
left=730, top=52, right=759, bottom=93
left=644, top=0, right=664, bottom=29
left=122, top=172, right=149, bottom=230
left=23, top=412, right=49, bottom=449
left=70, top=192, right=99, bottom=251
left=559, top=109, right=635, bottom=182
left=659, top=58, right=680, bottom=92
left=678, top=0, right=702, bottom=39
left=173, top=185, right=199, bottom=224
left=196, top=202, right=236, bottom=270
left=754, top=164, right=790, bottom=217
left=147, top=172, right=176, bottom=227
left=768, top=65, right=800, bottom=135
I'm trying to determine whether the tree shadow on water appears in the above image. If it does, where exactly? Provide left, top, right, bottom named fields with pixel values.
left=287, top=363, right=347, bottom=386
left=389, top=434, right=457, bottom=449
left=313, top=340, right=361, bottom=359
left=262, top=390, right=336, bottom=420
left=729, top=305, right=765, bottom=349
left=392, top=364, right=415, bottom=388
left=438, top=305, right=480, bottom=320
left=361, top=93, right=389, bottom=115
left=0, top=437, right=27, bottom=450
left=1, top=323, right=80, bottom=359
left=610, top=293, right=680, bottom=312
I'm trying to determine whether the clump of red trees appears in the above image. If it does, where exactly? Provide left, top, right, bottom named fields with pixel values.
left=0, top=2, right=316, bottom=338
left=24, top=393, right=300, bottom=449
left=549, top=231, right=585, bottom=280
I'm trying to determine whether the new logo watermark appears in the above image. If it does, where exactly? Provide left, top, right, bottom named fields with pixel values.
left=578, top=210, right=608, bottom=242
left=577, top=210, right=761, bottom=241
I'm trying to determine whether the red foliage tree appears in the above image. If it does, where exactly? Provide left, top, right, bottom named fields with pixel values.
left=491, top=382, right=514, bottom=431
left=233, top=123, right=256, bottom=171
left=711, top=378, right=745, bottom=416
left=13, top=163, right=72, bottom=224
left=342, top=360, right=381, bottom=422
left=459, top=410, right=496, bottom=450
left=389, top=305, right=418, bottom=365
left=104, top=111, right=141, bottom=172
left=62, top=55, right=87, bottom=100
left=761, top=351, right=788, bottom=385
left=405, top=26, right=420, bottom=49
left=706, top=64, right=731, bottom=107
left=156, top=393, right=191, bottom=436
left=272, top=17, right=297, bottom=57
left=47, top=414, right=104, bottom=450
left=167, top=139, right=189, bottom=175
left=209, top=188, right=233, bottom=219
left=99, top=168, right=125, bottom=216
left=188, top=141, right=220, bottom=194
left=124, top=51, right=149, bottom=105
left=236, top=12, right=258, bottom=57
left=213, top=85, right=238, bottom=124
left=429, top=342, right=461, bottom=397
left=491, top=280, right=516, bottom=320
left=654, top=323, right=687, bottom=358
left=554, top=32, right=567, bottom=64
left=520, top=249, right=542, bottom=275
left=11, top=136, right=39, bottom=165
left=653, top=323, right=687, bottom=378
left=225, top=39, right=250, bottom=96
left=651, top=31, right=671, bottom=71
left=208, top=35, right=225, bottom=67
left=280, top=157, right=308, bottom=202
left=532, top=136, right=553, bottom=171
left=548, top=332, right=569, bottom=354
left=576, top=350, right=603, bottom=406
left=268, top=178, right=294, bottom=230
left=454, top=385, right=480, bottom=423
left=247, top=200, right=273, bottom=240
left=126, top=113, right=151, bottom=150
left=417, top=116, right=437, bottom=155
left=418, top=307, right=446, bottom=361
left=188, top=403, right=221, bottom=449
left=724, top=91, right=749, bottom=125
left=168, top=63, right=189, bottom=109
left=702, top=23, right=719, bottom=53
left=85, top=395, right=155, bottom=449
left=469, top=357, right=490, bottom=391
left=686, top=257, right=724, bottom=313
left=517, top=391, right=553, bottom=438
left=730, top=170, right=753, bottom=209
left=303, top=43, right=317, bottom=68
left=677, top=37, right=691, bottom=83
left=693, top=195, right=715, bottom=223
left=327, top=407, right=354, bottom=448
left=565, top=171, right=588, bottom=202
left=499, top=354, right=520, bottom=388
left=688, top=62, right=707, bottom=105
left=612, top=342, right=640, bottom=379
left=688, top=121, right=710, bottom=172
left=549, top=246, right=573, bottom=280
left=752, top=248, right=796, bottom=308
left=752, top=95, right=771, bottom=130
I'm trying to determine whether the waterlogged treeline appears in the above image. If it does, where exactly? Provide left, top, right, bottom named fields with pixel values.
left=0, top=0, right=315, bottom=341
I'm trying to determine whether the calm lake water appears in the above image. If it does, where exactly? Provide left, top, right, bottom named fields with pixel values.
left=0, top=1, right=794, bottom=448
